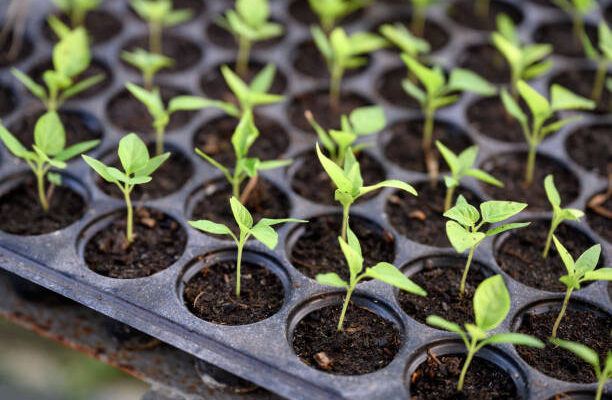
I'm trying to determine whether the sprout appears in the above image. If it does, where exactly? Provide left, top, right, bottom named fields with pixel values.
left=317, top=227, right=426, bottom=331
left=190, top=197, right=306, bottom=297
left=410, top=0, right=437, bottom=38
left=581, top=22, right=612, bottom=102
left=316, top=143, right=417, bottom=241
left=305, top=105, right=386, bottom=166
left=379, top=22, right=430, bottom=56
left=500, top=81, right=594, bottom=186
left=427, top=275, right=544, bottom=391
left=82, top=134, right=170, bottom=243
left=216, top=0, right=283, bottom=77
left=311, top=26, right=388, bottom=108
left=436, top=141, right=503, bottom=211
left=552, top=0, right=597, bottom=45
left=130, top=0, right=192, bottom=55
left=0, top=111, right=99, bottom=211
left=0, top=0, right=30, bottom=60
left=550, top=337, right=612, bottom=400
left=445, top=195, right=529, bottom=295
left=491, top=13, right=553, bottom=98
left=121, top=48, right=174, bottom=91
left=308, top=0, right=370, bottom=33
left=11, top=25, right=103, bottom=111
left=542, top=174, right=584, bottom=258
left=51, top=0, right=101, bottom=28
left=550, top=236, right=609, bottom=337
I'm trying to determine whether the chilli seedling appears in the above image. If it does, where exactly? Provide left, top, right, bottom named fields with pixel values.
left=552, top=0, right=597, bottom=45
left=82, top=133, right=170, bottom=243
left=308, top=0, right=370, bottom=33
left=316, top=143, right=417, bottom=241
left=427, top=275, right=544, bottom=391
left=0, top=111, right=99, bottom=211
left=121, top=48, right=174, bottom=91
left=189, top=196, right=306, bottom=297
left=306, top=105, right=386, bottom=166
left=216, top=0, right=283, bottom=77
left=436, top=141, right=503, bottom=211
left=550, top=236, right=609, bottom=338
left=130, top=0, right=192, bottom=55
left=316, top=227, right=426, bottom=331
left=445, top=195, right=529, bottom=295
left=410, top=0, right=436, bottom=38
left=500, top=80, right=594, bottom=186
left=581, top=22, right=612, bottom=102
left=379, top=22, right=430, bottom=57
left=51, top=0, right=100, bottom=28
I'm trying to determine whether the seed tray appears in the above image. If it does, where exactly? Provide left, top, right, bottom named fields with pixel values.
left=0, top=0, right=610, bottom=399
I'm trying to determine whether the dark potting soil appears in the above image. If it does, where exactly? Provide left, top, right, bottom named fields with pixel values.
left=566, top=124, right=612, bottom=177
left=516, top=305, right=612, bottom=383
left=289, top=215, right=395, bottom=281
left=398, top=258, right=489, bottom=325
left=41, top=10, right=122, bottom=45
left=106, top=86, right=194, bottom=134
left=385, top=181, right=481, bottom=247
left=29, top=58, right=111, bottom=99
left=290, top=150, right=386, bottom=205
left=587, top=190, right=612, bottom=244
left=120, top=35, right=201, bottom=73
left=458, top=44, right=510, bottom=84
left=409, top=354, right=518, bottom=400
left=0, top=177, right=85, bottom=235
left=292, top=302, right=400, bottom=375
left=193, top=115, right=289, bottom=168
left=292, top=40, right=370, bottom=79
left=206, top=20, right=284, bottom=50
left=533, top=22, right=597, bottom=58
left=287, top=90, right=371, bottom=133
left=0, top=84, right=16, bottom=117
left=447, top=0, right=523, bottom=31
left=288, top=0, right=366, bottom=26
left=496, top=221, right=601, bottom=292
left=0, top=32, right=33, bottom=67
left=383, top=120, right=472, bottom=173
left=374, top=17, right=449, bottom=53
left=184, top=259, right=284, bottom=325
left=84, top=208, right=186, bottom=279
left=376, top=67, right=424, bottom=109
left=480, top=152, right=579, bottom=210
left=551, top=69, right=612, bottom=114
left=467, top=97, right=535, bottom=143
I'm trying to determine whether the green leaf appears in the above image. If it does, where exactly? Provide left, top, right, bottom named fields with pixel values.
left=401, top=54, right=444, bottom=96
left=82, top=155, right=115, bottom=182
left=316, top=143, right=352, bottom=193
left=500, top=88, right=527, bottom=126
left=34, top=111, right=65, bottom=156
left=457, top=146, right=479, bottom=172
left=0, top=125, right=30, bottom=159
left=237, top=0, right=269, bottom=28
left=316, top=272, right=347, bottom=288
left=436, top=141, right=460, bottom=175
left=359, top=179, right=417, bottom=197
left=118, top=133, right=149, bottom=174
left=379, top=22, right=430, bottom=55
left=474, top=275, right=510, bottom=331
left=230, top=196, right=253, bottom=231
left=444, top=195, right=480, bottom=226
left=54, top=139, right=99, bottom=161
left=134, top=152, right=170, bottom=177
left=11, top=68, right=47, bottom=100
left=168, top=96, right=220, bottom=113
left=484, top=333, right=544, bottom=348
left=188, top=220, right=235, bottom=237
left=447, top=68, right=497, bottom=96
left=540, top=116, right=582, bottom=137
left=544, top=174, right=561, bottom=208
left=194, top=148, right=230, bottom=178
left=163, top=9, right=193, bottom=27
left=53, top=27, right=90, bottom=78
left=349, top=106, right=386, bottom=135
left=446, top=221, right=485, bottom=253
left=583, top=268, right=612, bottom=282
left=221, top=65, right=250, bottom=103
left=550, top=84, right=596, bottom=112
left=465, top=323, right=488, bottom=341
left=257, top=159, right=293, bottom=170
left=257, top=218, right=308, bottom=227
left=249, top=63, right=276, bottom=93
left=522, top=60, right=553, bottom=80
left=125, top=83, right=166, bottom=121
left=426, top=315, right=464, bottom=335
left=401, top=78, right=426, bottom=104
left=311, top=25, right=332, bottom=61
left=480, top=201, right=527, bottom=223
left=364, top=262, right=426, bottom=296
left=60, top=73, right=105, bottom=102
left=231, top=111, right=259, bottom=159
left=551, top=337, right=600, bottom=368
left=574, top=244, right=601, bottom=276
left=553, top=235, right=575, bottom=276
left=339, top=235, right=364, bottom=278
left=491, top=32, right=521, bottom=65
left=485, top=222, right=530, bottom=237
left=464, top=169, right=503, bottom=187
left=250, top=222, right=279, bottom=249
left=517, top=80, right=550, bottom=117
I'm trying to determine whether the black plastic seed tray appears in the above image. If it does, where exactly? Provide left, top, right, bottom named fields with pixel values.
left=0, top=0, right=611, bottom=399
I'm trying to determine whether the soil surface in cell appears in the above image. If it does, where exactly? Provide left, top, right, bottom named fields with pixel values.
left=459, top=44, right=510, bottom=84
left=533, top=22, right=597, bottom=58
left=0, top=85, right=16, bottom=117
left=551, top=69, right=612, bottom=113
left=42, top=10, right=122, bottom=45
left=0, top=32, right=33, bottom=67
left=566, top=124, right=612, bottom=176
left=377, top=67, right=428, bottom=109
left=292, top=40, right=369, bottom=79
left=29, top=59, right=111, bottom=99
left=587, top=191, right=612, bottom=243
left=447, top=0, right=523, bottom=31
left=121, top=35, right=201, bottom=73
left=467, top=97, right=538, bottom=143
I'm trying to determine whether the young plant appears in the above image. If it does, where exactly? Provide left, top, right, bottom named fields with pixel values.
left=305, top=105, right=385, bottom=166
left=308, top=0, right=370, bottom=33
left=51, top=0, right=101, bottom=28
left=552, top=0, right=597, bottom=45
left=0, top=111, right=99, bottom=211
left=436, top=141, right=503, bottom=211
left=581, top=22, right=612, bottom=102
left=11, top=26, right=103, bottom=111
left=121, top=48, right=174, bottom=91
left=445, top=195, right=529, bottom=295
left=550, top=236, right=609, bottom=338
left=410, top=0, right=436, bottom=38
left=189, top=196, right=306, bottom=297
left=500, top=81, right=594, bottom=186
left=130, top=0, right=192, bottom=55
left=311, top=26, right=388, bottom=108
left=316, top=143, right=417, bottom=241
left=379, top=22, right=430, bottom=57
left=82, top=133, right=169, bottom=243
left=427, top=275, right=544, bottom=391
left=216, top=0, right=283, bottom=78
left=542, top=174, right=584, bottom=258
left=316, top=228, right=426, bottom=331
left=550, top=337, right=612, bottom=400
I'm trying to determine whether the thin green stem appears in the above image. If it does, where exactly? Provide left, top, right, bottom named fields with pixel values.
left=423, top=108, right=434, bottom=153
left=444, top=185, right=456, bottom=211
left=236, top=239, right=244, bottom=298
left=591, top=60, right=609, bottom=103
left=596, top=378, right=604, bottom=400
left=524, top=142, right=537, bottom=187
left=123, top=187, right=134, bottom=243
left=411, top=5, right=425, bottom=38
left=155, top=126, right=164, bottom=156
left=330, top=64, right=343, bottom=111
left=542, top=218, right=558, bottom=258
left=552, top=288, right=573, bottom=338
left=150, top=21, right=163, bottom=55
left=337, top=285, right=354, bottom=331
left=341, top=203, right=350, bottom=242
left=144, top=71, right=154, bottom=91
left=460, top=246, right=475, bottom=295
left=236, top=36, right=251, bottom=78
left=36, top=164, right=49, bottom=211
left=71, top=8, right=85, bottom=27
left=457, top=338, right=476, bottom=391
left=232, top=172, right=241, bottom=199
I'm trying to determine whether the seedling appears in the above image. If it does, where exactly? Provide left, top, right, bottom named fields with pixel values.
left=311, top=26, right=388, bottom=108
left=11, top=26, right=103, bottom=111
left=308, top=0, right=370, bottom=33
left=542, top=174, right=584, bottom=258
left=316, top=227, right=426, bottom=331
left=427, top=275, right=544, bottom=391
left=305, top=105, right=386, bottom=166
left=491, top=13, right=553, bottom=98
left=51, top=0, right=101, bottom=28
left=195, top=111, right=292, bottom=201
left=410, top=0, right=436, bottom=38
left=82, top=133, right=170, bottom=243
left=316, top=143, right=417, bottom=241
left=550, top=236, right=609, bottom=338
left=500, top=81, right=594, bottom=186
left=445, top=195, right=529, bottom=295
left=121, top=48, right=174, bottom=91
left=0, top=111, right=99, bottom=211
left=130, top=0, right=192, bottom=55
left=216, top=0, right=283, bottom=77
left=379, top=22, right=430, bottom=58
left=436, top=141, right=503, bottom=211
left=401, top=55, right=496, bottom=178
left=581, top=22, right=612, bottom=102
left=552, top=0, right=597, bottom=45
left=189, top=196, right=306, bottom=297
left=550, top=337, right=612, bottom=400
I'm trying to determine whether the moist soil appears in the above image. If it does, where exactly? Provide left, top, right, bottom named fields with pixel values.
left=447, top=0, right=523, bottom=31
left=551, top=69, right=612, bottom=114
left=290, top=215, right=394, bottom=281
left=206, top=20, right=283, bottom=50
left=106, top=86, right=194, bottom=134
left=467, top=97, right=537, bottom=143
left=376, top=67, right=426, bottom=109
left=84, top=208, right=186, bottom=279
left=292, top=302, right=400, bottom=375
left=383, top=120, right=472, bottom=173
left=0, top=32, right=33, bottom=68
left=566, top=124, right=612, bottom=176
left=193, top=114, right=289, bottom=168
left=480, top=153, right=579, bottom=210
left=290, top=150, right=386, bottom=205
left=29, top=58, right=111, bottom=99
left=409, top=354, right=518, bottom=399
left=120, top=35, right=201, bottom=73
left=41, top=10, right=122, bottom=45
left=533, top=22, right=597, bottom=58
left=385, top=181, right=481, bottom=247
left=516, top=305, right=612, bottom=383
left=496, top=220, right=602, bottom=292
left=587, top=191, right=612, bottom=244
left=184, top=259, right=284, bottom=325
left=459, top=44, right=510, bottom=85
left=0, top=177, right=85, bottom=235
left=292, top=40, right=369, bottom=79
left=288, top=0, right=365, bottom=26
left=398, top=258, right=489, bottom=325
left=0, top=85, right=16, bottom=117
left=374, top=17, right=449, bottom=52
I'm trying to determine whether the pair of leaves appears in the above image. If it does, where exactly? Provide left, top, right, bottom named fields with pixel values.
left=545, top=174, right=584, bottom=225
left=550, top=337, right=612, bottom=383
left=582, top=22, right=612, bottom=61
left=379, top=23, right=430, bottom=56
left=219, top=64, right=284, bottom=116
left=121, top=49, right=174, bottom=81
left=436, top=141, right=503, bottom=189
left=217, top=0, right=283, bottom=42
left=131, top=0, right=192, bottom=27
left=553, top=236, right=608, bottom=290
left=308, top=0, right=370, bottom=31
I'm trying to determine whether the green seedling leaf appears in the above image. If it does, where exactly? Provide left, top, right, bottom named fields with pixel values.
left=474, top=275, right=510, bottom=331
